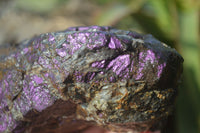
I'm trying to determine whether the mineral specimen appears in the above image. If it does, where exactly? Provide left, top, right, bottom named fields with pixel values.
left=0, top=26, right=183, bottom=133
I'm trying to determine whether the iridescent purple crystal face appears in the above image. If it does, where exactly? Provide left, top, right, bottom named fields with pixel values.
left=0, top=26, right=183, bottom=132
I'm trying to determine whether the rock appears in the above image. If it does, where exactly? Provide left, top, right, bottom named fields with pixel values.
left=0, top=26, right=183, bottom=133
left=12, top=100, right=102, bottom=133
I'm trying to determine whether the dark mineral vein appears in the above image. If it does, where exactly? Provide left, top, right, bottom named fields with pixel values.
left=0, top=26, right=183, bottom=132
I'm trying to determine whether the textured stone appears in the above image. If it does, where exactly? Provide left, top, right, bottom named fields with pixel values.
left=0, top=26, right=183, bottom=132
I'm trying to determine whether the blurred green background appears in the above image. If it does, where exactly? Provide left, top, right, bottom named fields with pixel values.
left=0, top=0, right=199, bottom=132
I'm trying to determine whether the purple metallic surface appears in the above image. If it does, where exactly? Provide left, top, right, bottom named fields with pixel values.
left=0, top=26, right=183, bottom=132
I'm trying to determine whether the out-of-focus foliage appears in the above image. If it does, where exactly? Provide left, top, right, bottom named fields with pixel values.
left=16, top=0, right=60, bottom=13
left=92, top=0, right=200, bottom=133
left=15, top=0, right=71, bottom=13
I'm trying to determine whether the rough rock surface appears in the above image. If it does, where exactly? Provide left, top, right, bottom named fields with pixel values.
left=0, top=26, right=183, bottom=133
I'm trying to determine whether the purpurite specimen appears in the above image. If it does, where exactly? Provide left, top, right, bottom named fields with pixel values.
left=0, top=26, right=183, bottom=132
